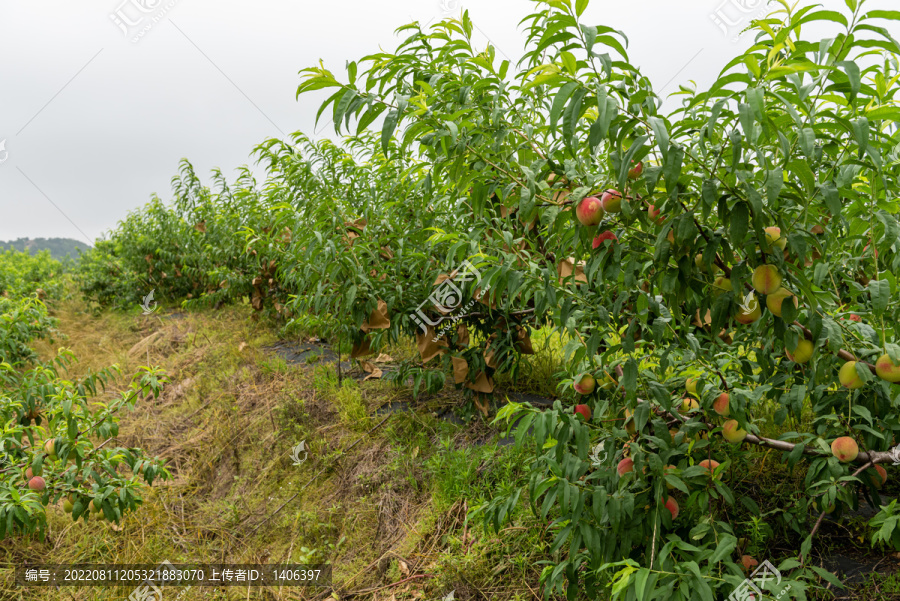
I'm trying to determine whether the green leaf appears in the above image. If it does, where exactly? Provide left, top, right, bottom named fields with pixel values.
left=623, top=358, right=638, bottom=400
left=869, top=279, right=890, bottom=316
left=852, top=117, right=870, bottom=157
left=575, top=0, right=589, bottom=17
left=560, top=51, right=578, bottom=76
left=820, top=183, right=841, bottom=216
left=729, top=202, right=749, bottom=246
left=709, top=534, right=737, bottom=565
left=550, top=82, right=579, bottom=131
left=381, top=110, right=399, bottom=153
left=648, top=117, right=670, bottom=161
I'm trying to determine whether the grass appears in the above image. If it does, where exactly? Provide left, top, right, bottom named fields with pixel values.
left=0, top=296, right=553, bottom=601
left=3, top=294, right=899, bottom=600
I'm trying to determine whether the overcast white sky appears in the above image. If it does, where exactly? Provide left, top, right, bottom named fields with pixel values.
left=0, top=0, right=893, bottom=244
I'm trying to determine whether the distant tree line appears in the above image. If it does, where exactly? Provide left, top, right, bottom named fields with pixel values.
left=1, top=238, right=92, bottom=261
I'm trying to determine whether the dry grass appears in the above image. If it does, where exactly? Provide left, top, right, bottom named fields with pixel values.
left=1, top=297, right=548, bottom=601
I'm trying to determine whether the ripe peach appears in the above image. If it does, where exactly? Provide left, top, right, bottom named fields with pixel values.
left=735, top=296, right=761, bottom=324
left=574, top=373, right=596, bottom=395
left=698, top=459, right=720, bottom=473
left=647, top=205, right=665, bottom=225
left=713, top=393, right=730, bottom=416
left=28, top=476, right=46, bottom=491
left=685, top=377, right=699, bottom=396
left=600, top=189, right=623, bottom=213
left=617, top=457, right=635, bottom=477
left=764, top=227, right=787, bottom=250
left=871, top=465, right=888, bottom=488
left=628, top=161, right=643, bottom=180
left=831, top=436, right=859, bottom=462
left=712, top=276, right=732, bottom=296
left=752, top=265, right=782, bottom=295
left=663, top=496, right=679, bottom=520
left=722, top=420, right=747, bottom=444
left=766, top=287, right=797, bottom=317
left=681, top=397, right=699, bottom=413
left=839, top=361, right=864, bottom=389
left=786, top=339, right=814, bottom=364
left=574, top=404, right=592, bottom=421
left=592, top=231, right=618, bottom=249
left=576, top=197, right=604, bottom=226
left=875, top=354, right=900, bottom=383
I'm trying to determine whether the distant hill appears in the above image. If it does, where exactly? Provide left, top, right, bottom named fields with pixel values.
left=1, top=237, right=92, bottom=261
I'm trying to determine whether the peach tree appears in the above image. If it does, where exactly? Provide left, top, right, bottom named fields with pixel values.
left=296, top=0, right=900, bottom=597
left=1, top=251, right=169, bottom=537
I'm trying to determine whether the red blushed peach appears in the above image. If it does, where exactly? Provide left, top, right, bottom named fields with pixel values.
left=28, top=476, right=46, bottom=491
left=681, top=397, right=699, bottom=413
left=713, top=393, right=730, bottom=416
left=722, top=420, right=747, bottom=444
left=628, top=161, right=643, bottom=180
left=752, top=265, right=782, bottom=295
left=600, top=189, right=623, bottom=213
left=765, top=287, right=796, bottom=318
left=574, top=373, right=596, bottom=395
left=698, top=459, right=720, bottom=473
left=576, top=197, right=604, bottom=226
left=574, top=404, right=592, bottom=421
left=647, top=204, right=665, bottom=225
left=735, top=296, right=761, bottom=324
left=831, top=436, right=859, bottom=462
left=617, top=457, right=634, bottom=477
left=872, top=465, right=888, bottom=488
left=876, top=354, right=900, bottom=383
left=663, top=497, right=679, bottom=520
left=592, top=231, right=618, bottom=249
left=839, top=361, right=864, bottom=389
left=764, top=227, right=787, bottom=250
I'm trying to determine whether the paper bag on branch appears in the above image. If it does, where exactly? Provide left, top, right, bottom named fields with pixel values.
left=557, top=258, right=587, bottom=284
left=456, top=323, right=470, bottom=347
left=515, top=326, right=534, bottom=354
left=351, top=335, right=374, bottom=359
left=451, top=356, right=469, bottom=384
left=415, top=326, right=449, bottom=363
left=361, top=299, right=391, bottom=333
left=466, top=371, right=494, bottom=394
